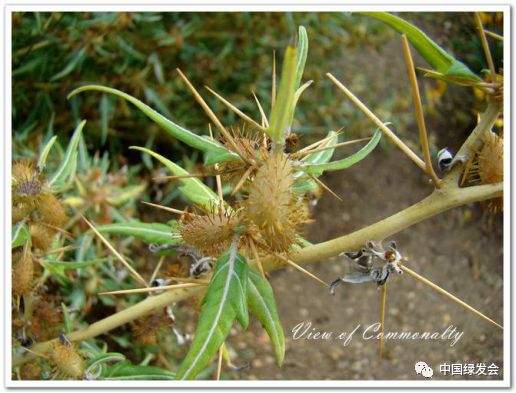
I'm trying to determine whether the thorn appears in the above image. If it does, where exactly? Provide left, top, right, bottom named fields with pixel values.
left=148, top=256, right=166, bottom=287
left=294, top=137, right=372, bottom=160
left=401, top=264, right=502, bottom=330
left=250, top=240, right=267, bottom=281
left=205, top=85, right=266, bottom=132
left=98, top=282, right=204, bottom=296
left=307, top=174, right=342, bottom=202
left=176, top=68, right=247, bottom=162
left=379, top=282, right=387, bottom=357
left=230, top=165, right=255, bottom=196
left=80, top=214, right=148, bottom=288
left=140, top=201, right=185, bottom=215
left=252, top=90, right=269, bottom=128
left=272, top=251, right=328, bottom=287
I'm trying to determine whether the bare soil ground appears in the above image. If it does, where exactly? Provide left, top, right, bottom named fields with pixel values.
left=229, top=147, right=503, bottom=381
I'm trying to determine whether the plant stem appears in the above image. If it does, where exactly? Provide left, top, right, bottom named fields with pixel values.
left=282, top=182, right=502, bottom=269
left=444, top=100, right=501, bottom=187
left=13, top=181, right=502, bottom=368
left=13, top=286, right=203, bottom=367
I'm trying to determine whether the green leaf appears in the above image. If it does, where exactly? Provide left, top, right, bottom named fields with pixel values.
left=268, top=43, right=298, bottom=143
left=37, top=135, right=58, bottom=171
left=293, top=130, right=338, bottom=193
left=12, top=222, right=30, bottom=248
left=40, top=258, right=107, bottom=281
left=97, top=221, right=177, bottom=245
left=99, top=93, right=110, bottom=145
left=247, top=269, right=285, bottom=366
left=48, top=120, right=85, bottom=192
left=303, top=130, right=339, bottom=166
left=299, top=128, right=382, bottom=176
left=61, top=302, right=73, bottom=334
left=101, top=361, right=176, bottom=380
left=176, top=245, right=249, bottom=380
left=106, top=184, right=146, bottom=206
left=294, top=26, right=309, bottom=91
left=50, top=47, right=87, bottom=82
left=67, top=85, right=238, bottom=164
left=131, top=146, right=228, bottom=213
left=360, top=12, right=481, bottom=82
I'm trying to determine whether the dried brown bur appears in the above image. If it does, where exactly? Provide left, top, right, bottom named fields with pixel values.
left=29, top=299, right=64, bottom=341
left=19, top=361, right=43, bottom=380
left=131, top=309, right=173, bottom=346
left=49, top=341, right=85, bottom=380
left=37, top=193, right=67, bottom=227
left=12, top=160, right=43, bottom=203
left=12, top=245, right=34, bottom=298
left=466, top=131, right=504, bottom=213
left=30, top=223, right=55, bottom=251
left=180, top=210, right=238, bottom=257
left=217, top=126, right=265, bottom=186
left=243, top=152, right=309, bottom=253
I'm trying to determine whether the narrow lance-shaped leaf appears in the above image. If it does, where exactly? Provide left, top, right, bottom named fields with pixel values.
left=101, top=361, right=176, bottom=380
left=288, top=26, right=310, bottom=129
left=37, top=135, right=58, bottom=171
left=288, top=80, right=313, bottom=130
left=97, top=221, right=178, bottom=245
left=293, top=131, right=338, bottom=193
left=40, top=258, right=107, bottom=281
left=61, top=303, right=73, bottom=334
left=48, top=120, right=85, bottom=192
left=85, top=352, right=126, bottom=379
left=12, top=222, right=31, bottom=249
left=247, top=269, right=285, bottom=366
left=359, top=12, right=481, bottom=82
left=268, top=43, right=298, bottom=143
left=176, top=243, right=249, bottom=380
left=99, top=93, right=110, bottom=145
left=106, top=184, right=146, bottom=206
left=294, top=26, right=309, bottom=91
left=67, top=85, right=239, bottom=165
left=298, top=128, right=382, bottom=176
left=131, top=146, right=229, bottom=213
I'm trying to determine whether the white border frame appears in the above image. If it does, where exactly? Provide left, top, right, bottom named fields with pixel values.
left=2, top=1, right=511, bottom=389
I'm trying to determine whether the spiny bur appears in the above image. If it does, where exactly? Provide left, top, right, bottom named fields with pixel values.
left=49, top=340, right=85, bottom=380
left=244, top=152, right=309, bottom=253
left=12, top=244, right=34, bottom=298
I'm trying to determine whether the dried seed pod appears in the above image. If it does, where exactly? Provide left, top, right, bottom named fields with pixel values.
left=30, top=223, right=55, bottom=251
left=12, top=160, right=42, bottom=203
left=478, top=132, right=503, bottom=213
left=12, top=202, right=34, bottom=224
left=244, top=152, right=308, bottom=253
left=478, top=131, right=503, bottom=185
left=12, top=244, right=34, bottom=297
left=131, top=309, right=172, bottom=346
left=19, top=361, right=42, bottom=380
left=30, top=299, right=63, bottom=341
left=37, top=193, right=67, bottom=228
left=180, top=210, right=237, bottom=257
left=50, top=340, right=85, bottom=380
